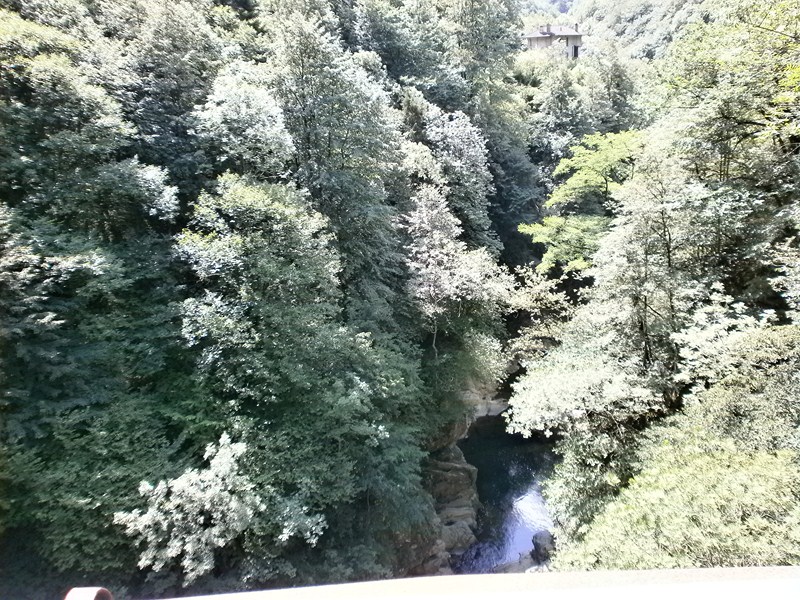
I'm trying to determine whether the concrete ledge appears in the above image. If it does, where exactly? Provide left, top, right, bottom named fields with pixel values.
left=160, top=567, right=800, bottom=600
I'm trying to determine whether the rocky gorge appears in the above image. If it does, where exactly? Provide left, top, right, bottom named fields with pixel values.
left=410, top=375, right=555, bottom=576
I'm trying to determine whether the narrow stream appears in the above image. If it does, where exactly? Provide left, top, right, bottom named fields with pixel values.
left=455, top=415, right=556, bottom=574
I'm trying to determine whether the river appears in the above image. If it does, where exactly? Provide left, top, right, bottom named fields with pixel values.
left=454, top=415, right=556, bottom=573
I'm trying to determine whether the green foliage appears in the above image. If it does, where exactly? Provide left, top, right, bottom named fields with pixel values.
left=264, top=10, right=404, bottom=329
left=0, top=0, right=531, bottom=594
left=548, top=131, right=642, bottom=212
left=8, top=397, right=183, bottom=578
left=440, top=0, right=521, bottom=87
left=504, top=266, right=573, bottom=363
left=508, top=169, right=756, bottom=445
left=171, top=174, right=433, bottom=586
left=123, top=1, right=225, bottom=194
left=602, top=0, right=800, bottom=201
left=519, top=215, right=610, bottom=273
left=525, top=61, right=587, bottom=174
left=1, top=0, right=536, bottom=591
left=559, top=327, right=800, bottom=568
left=508, top=306, right=662, bottom=439
left=0, top=449, right=6, bottom=537
left=474, top=84, right=542, bottom=263
left=0, top=9, right=178, bottom=239
left=0, top=7, right=77, bottom=56
left=176, top=175, right=343, bottom=407
left=669, top=325, right=800, bottom=454
left=419, top=96, right=499, bottom=251
left=542, top=428, right=639, bottom=542
left=0, top=201, right=195, bottom=592
left=571, top=0, right=708, bottom=59
left=519, top=0, right=572, bottom=16
left=194, top=61, right=295, bottom=177
left=9, top=0, right=800, bottom=591
left=0, top=240, right=196, bottom=591
left=353, top=0, right=469, bottom=106
left=402, top=184, right=514, bottom=336
left=556, top=441, right=800, bottom=569
left=571, top=48, right=639, bottom=133
left=114, top=434, right=313, bottom=587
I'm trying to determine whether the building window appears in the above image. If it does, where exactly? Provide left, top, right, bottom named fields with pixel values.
left=573, top=45, right=579, bottom=59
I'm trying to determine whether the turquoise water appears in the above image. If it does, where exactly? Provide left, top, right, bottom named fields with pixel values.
left=455, top=416, right=556, bottom=573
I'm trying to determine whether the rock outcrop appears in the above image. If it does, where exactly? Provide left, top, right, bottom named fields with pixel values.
left=426, top=445, right=480, bottom=555
left=411, top=441, right=482, bottom=574
left=411, top=367, right=517, bottom=575
left=460, top=377, right=509, bottom=419
left=407, top=537, right=452, bottom=576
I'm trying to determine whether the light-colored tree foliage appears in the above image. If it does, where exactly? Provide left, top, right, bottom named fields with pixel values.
left=195, top=61, right=294, bottom=177
left=403, top=185, right=514, bottom=335
left=557, top=442, right=800, bottom=569
left=263, top=11, right=405, bottom=329
left=115, top=435, right=274, bottom=585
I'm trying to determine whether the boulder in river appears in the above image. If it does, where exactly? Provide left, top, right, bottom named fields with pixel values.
left=531, top=530, right=555, bottom=563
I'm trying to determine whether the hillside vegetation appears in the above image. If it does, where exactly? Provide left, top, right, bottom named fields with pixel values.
left=0, top=0, right=799, bottom=596
left=508, top=0, right=800, bottom=570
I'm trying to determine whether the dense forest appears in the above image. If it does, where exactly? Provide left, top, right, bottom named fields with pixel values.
left=0, top=0, right=799, bottom=597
